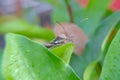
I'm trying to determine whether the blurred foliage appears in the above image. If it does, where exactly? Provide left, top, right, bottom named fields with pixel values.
left=40, top=0, right=83, bottom=23
left=0, top=50, right=4, bottom=80
left=100, top=27, right=120, bottom=80
left=70, top=11, right=120, bottom=79
left=0, top=17, right=55, bottom=41
left=40, top=0, right=113, bottom=37
left=80, top=0, right=112, bottom=37
left=41, top=0, right=69, bottom=22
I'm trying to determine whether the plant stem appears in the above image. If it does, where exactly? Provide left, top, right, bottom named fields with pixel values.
left=65, top=0, right=74, bottom=23
left=15, top=0, right=22, bottom=17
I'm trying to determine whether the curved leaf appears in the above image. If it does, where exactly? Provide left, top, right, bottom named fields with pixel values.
left=101, top=23, right=120, bottom=62
left=0, top=19, right=55, bottom=41
left=50, top=42, right=74, bottom=64
left=100, top=28, right=120, bottom=80
left=2, top=33, right=80, bottom=80
left=70, top=11, right=120, bottom=78
left=83, top=61, right=99, bottom=80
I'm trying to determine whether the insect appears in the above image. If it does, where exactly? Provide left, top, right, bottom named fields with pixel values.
left=45, top=34, right=68, bottom=48
left=45, top=23, right=73, bottom=48
left=45, top=22, right=88, bottom=55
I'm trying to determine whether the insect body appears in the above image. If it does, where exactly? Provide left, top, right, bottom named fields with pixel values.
left=45, top=34, right=68, bottom=48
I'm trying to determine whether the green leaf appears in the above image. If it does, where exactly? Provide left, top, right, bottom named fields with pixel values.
left=83, top=61, right=99, bottom=80
left=71, top=0, right=84, bottom=25
left=70, top=11, right=120, bottom=78
left=41, top=0, right=69, bottom=23
left=81, top=0, right=112, bottom=37
left=0, top=50, right=4, bottom=80
left=2, top=33, right=80, bottom=80
left=101, top=23, right=120, bottom=62
left=100, top=28, right=120, bottom=80
left=41, top=0, right=83, bottom=23
left=50, top=42, right=74, bottom=64
left=0, top=19, right=55, bottom=41
left=86, top=11, right=120, bottom=62
left=64, top=0, right=70, bottom=3
left=0, top=49, right=2, bottom=53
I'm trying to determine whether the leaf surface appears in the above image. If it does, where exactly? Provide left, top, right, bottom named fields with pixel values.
left=50, top=42, right=74, bottom=64
left=100, top=28, right=120, bottom=80
left=2, top=33, right=80, bottom=80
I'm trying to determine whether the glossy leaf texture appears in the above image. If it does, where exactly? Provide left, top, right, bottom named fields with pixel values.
left=70, top=11, right=120, bottom=78
left=0, top=19, right=55, bottom=41
left=81, top=0, right=112, bottom=37
left=2, top=33, right=80, bottom=80
left=100, top=27, right=120, bottom=80
left=50, top=42, right=74, bottom=64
